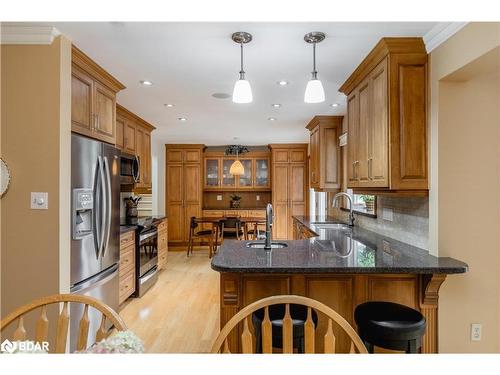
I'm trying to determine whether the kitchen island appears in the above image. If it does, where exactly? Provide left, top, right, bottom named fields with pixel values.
left=211, top=216, right=467, bottom=353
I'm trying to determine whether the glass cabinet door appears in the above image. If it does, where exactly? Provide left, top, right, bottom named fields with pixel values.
left=205, top=159, right=220, bottom=187
left=238, top=159, right=253, bottom=187
left=221, top=159, right=236, bottom=187
left=255, top=159, right=270, bottom=187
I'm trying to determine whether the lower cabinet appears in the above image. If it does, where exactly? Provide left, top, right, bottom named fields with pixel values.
left=119, top=230, right=136, bottom=305
left=157, top=219, right=168, bottom=270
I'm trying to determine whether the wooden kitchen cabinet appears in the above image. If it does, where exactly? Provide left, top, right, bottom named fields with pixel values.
left=116, top=104, right=156, bottom=191
left=203, top=151, right=271, bottom=190
left=157, top=218, right=168, bottom=271
left=270, top=144, right=308, bottom=240
left=339, top=38, right=428, bottom=193
left=166, top=145, right=204, bottom=248
left=306, top=116, right=343, bottom=191
left=71, top=45, right=125, bottom=145
left=119, top=230, right=136, bottom=305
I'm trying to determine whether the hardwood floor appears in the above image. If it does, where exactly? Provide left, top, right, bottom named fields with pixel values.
left=119, top=250, right=220, bottom=353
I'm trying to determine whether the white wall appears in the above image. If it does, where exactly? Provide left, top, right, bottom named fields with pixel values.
left=151, top=136, right=165, bottom=216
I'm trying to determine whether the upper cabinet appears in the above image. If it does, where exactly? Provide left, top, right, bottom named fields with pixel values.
left=71, top=45, right=125, bottom=144
left=306, top=116, right=343, bottom=191
left=203, top=151, right=271, bottom=190
left=116, top=104, right=156, bottom=191
left=339, top=38, right=428, bottom=193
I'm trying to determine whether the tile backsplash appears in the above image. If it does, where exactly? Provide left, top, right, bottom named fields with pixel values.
left=328, top=195, right=429, bottom=250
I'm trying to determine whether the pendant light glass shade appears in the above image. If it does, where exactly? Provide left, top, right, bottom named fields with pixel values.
left=232, top=79, right=253, bottom=104
left=229, top=159, right=245, bottom=176
left=304, top=78, right=325, bottom=103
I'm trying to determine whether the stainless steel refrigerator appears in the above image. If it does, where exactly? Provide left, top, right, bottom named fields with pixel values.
left=70, top=133, right=120, bottom=351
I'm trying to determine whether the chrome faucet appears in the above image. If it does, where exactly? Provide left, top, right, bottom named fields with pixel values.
left=332, top=192, right=355, bottom=227
left=264, top=203, right=273, bottom=250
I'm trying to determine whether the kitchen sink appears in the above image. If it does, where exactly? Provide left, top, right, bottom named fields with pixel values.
left=310, top=223, right=352, bottom=230
left=246, top=242, right=288, bottom=249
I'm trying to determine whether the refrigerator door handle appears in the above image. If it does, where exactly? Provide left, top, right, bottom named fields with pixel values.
left=102, top=156, right=112, bottom=257
left=70, top=263, right=119, bottom=294
left=92, top=158, right=101, bottom=260
left=97, top=156, right=107, bottom=259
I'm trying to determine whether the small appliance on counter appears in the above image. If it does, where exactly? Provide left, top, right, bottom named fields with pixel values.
left=120, top=216, right=159, bottom=297
left=124, top=196, right=141, bottom=217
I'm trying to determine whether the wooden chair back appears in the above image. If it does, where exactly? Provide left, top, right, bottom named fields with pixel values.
left=0, top=294, right=127, bottom=353
left=211, top=295, right=368, bottom=354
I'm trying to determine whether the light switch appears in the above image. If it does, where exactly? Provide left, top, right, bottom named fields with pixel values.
left=31, top=192, right=48, bottom=210
left=382, top=208, right=393, bottom=221
left=216, top=195, right=223, bottom=201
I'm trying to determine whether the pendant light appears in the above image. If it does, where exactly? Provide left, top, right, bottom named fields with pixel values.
left=304, top=32, right=326, bottom=103
left=229, top=147, right=245, bottom=176
left=231, top=32, right=253, bottom=104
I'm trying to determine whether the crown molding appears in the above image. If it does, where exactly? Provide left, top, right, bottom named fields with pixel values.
left=423, top=22, right=468, bottom=53
left=0, top=25, right=61, bottom=45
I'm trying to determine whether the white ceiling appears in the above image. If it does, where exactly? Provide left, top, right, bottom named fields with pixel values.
left=50, top=22, right=438, bottom=145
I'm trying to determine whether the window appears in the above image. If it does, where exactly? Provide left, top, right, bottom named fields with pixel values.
left=310, top=190, right=327, bottom=217
left=343, top=189, right=376, bottom=216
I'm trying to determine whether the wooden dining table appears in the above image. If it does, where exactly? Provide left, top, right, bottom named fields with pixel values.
left=194, top=216, right=267, bottom=252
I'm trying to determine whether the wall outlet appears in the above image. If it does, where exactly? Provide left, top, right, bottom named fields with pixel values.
left=216, top=195, right=223, bottom=201
left=30, top=192, right=48, bottom=210
left=471, top=323, right=482, bottom=341
left=256, top=195, right=260, bottom=201
left=382, top=208, right=393, bottom=221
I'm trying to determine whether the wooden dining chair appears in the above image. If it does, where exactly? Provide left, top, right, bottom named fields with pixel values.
left=188, top=216, right=215, bottom=258
left=0, top=294, right=127, bottom=353
left=211, top=295, right=368, bottom=354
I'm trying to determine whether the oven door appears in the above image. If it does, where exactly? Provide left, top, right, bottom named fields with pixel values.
left=138, top=228, right=158, bottom=277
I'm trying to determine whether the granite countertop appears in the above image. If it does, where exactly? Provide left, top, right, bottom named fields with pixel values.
left=119, top=215, right=167, bottom=234
left=211, top=215, right=468, bottom=274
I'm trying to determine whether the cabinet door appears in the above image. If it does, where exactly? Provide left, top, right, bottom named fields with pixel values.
left=115, top=115, right=125, bottom=150
left=184, top=164, right=201, bottom=241
left=124, top=122, right=136, bottom=154
left=347, top=92, right=359, bottom=187
left=71, top=67, right=94, bottom=137
left=143, top=131, right=152, bottom=186
left=167, top=164, right=184, bottom=243
left=255, top=159, right=270, bottom=188
left=323, top=125, right=342, bottom=189
left=94, top=81, right=116, bottom=144
left=369, top=59, right=389, bottom=187
left=135, top=126, right=145, bottom=185
left=205, top=158, right=220, bottom=188
left=238, top=159, right=253, bottom=188
left=289, top=164, right=307, bottom=238
left=272, top=164, right=289, bottom=240
left=290, top=149, right=307, bottom=163
left=184, top=149, right=201, bottom=163
left=310, top=127, right=320, bottom=188
left=221, top=159, right=236, bottom=188
left=273, top=149, right=289, bottom=163
left=357, top=79, right=371, bottom=185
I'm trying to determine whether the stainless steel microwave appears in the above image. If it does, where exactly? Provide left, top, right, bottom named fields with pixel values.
left=120, top=152, right=140, bottom=185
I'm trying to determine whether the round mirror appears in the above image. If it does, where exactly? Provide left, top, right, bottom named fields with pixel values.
left=0, top=158, right=11, bottom=197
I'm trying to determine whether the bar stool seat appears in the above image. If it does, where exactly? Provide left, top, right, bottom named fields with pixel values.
left=252, top=304, right=318, bottom=353
left=354, top=301, right=426, bottom=353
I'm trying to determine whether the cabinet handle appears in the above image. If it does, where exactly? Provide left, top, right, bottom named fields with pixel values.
left=96, top=114, right=100, bottom=129
left=368, top=158, right=373, bottom=180
left=352, top=162, right=356, bottom=180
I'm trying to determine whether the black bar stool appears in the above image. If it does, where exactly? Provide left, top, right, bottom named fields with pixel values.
left=252, top=304, right=318, bottom=353
left=354, top=301, right=426, bottom=354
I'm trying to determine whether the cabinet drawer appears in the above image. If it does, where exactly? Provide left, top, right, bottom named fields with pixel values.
left=158, top=247, right=168, bottom=270
left=156, top=219, right=168, bottom=233
left=225, top=210, right=248, bottom=217
left=248, top=210, right=266, bottom=218
left=203, top=210, right=224, bottom=217
left=158, top=234, right=168, bottom=250
left=119, top=269, right=135, bottom=304
left=119, top=245, right=135, bottom=276
left=120, top=231, right=135, bottom=248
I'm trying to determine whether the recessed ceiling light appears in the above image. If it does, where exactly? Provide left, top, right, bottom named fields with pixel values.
left=271, top=104, right=282, bottom=108
left=277, top=80, right=289, bottom=86
left=165, top=103, right=175, bottom=108
left=331, top=103, right=339, bottom=107
left=268, top=117, right=277, bottom=121
left=177, top=117, right=187, bottom=122
left=140, top=80, right=153, bottom=86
